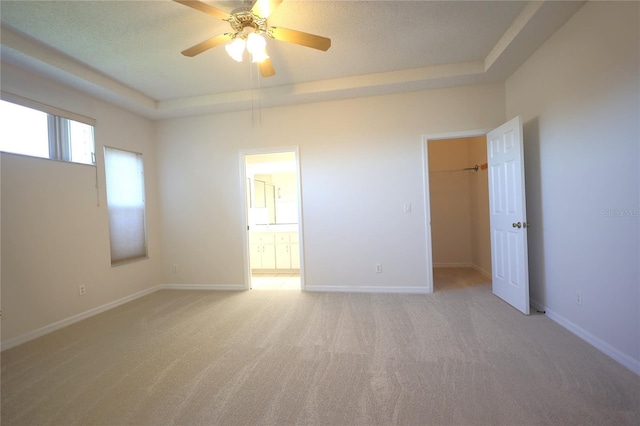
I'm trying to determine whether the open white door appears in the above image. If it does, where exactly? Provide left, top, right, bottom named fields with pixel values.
left=487, top=116, right=530, bottom=314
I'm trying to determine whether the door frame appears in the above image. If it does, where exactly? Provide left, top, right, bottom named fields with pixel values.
left=239, top=146, right=305, bottom=290
left=421, top=129, right=490, bottom=293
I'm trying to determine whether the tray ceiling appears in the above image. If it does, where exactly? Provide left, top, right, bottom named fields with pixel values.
left=0, top=1, right=585, bottom=119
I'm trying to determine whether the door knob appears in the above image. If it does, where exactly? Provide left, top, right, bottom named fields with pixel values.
left=512, top=222, right=522, bottom=228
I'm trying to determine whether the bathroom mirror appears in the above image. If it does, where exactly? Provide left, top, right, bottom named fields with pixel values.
left=253, top=179, right=276, bottom=224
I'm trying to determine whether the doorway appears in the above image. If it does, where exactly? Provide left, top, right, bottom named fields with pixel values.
left=423, top=118, right=530, bottom=314
left=422, top=130, right=491, bottom=292
left=241, top=148, right=304, bottom=291
left=426, top=135, right=492, bottom=292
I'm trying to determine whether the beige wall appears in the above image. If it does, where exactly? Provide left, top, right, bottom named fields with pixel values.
left=468, top=137, right=491, bottom=275
left=1, top=64, right=162, bottom=344
left=428, top=136, right=490, bottom=275
left=0, top=73, right=504, bottom=345
left=2, top=0, right=637, bottom=377
left=1, top=73, right=505, bottom=346
left=428, top=138, right=472, bottom=266
left=156, top=84, right=506, bottom=291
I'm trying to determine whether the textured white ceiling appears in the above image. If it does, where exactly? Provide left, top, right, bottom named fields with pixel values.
left=0, top=1, right=585, bottom=119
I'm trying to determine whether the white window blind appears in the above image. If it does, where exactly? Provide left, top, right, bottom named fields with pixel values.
left=104, top=147, right=147, bottom=265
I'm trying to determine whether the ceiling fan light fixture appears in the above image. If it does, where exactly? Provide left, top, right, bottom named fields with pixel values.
left=225, top=37, right=245, bottom=62
left=174, top=0, right=332, bottom=77
left=246, top=32, right=269, bottom=63
left=250, top=48, right=269, bottom=63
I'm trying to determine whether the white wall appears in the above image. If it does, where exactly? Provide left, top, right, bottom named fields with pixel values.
left=1, top=64, right=162, bottom=345
left=272, top=172, right=298, bottom=224
left=506, top=1, right=639, bottom=373
left=156, top=84, right=506, bottom=291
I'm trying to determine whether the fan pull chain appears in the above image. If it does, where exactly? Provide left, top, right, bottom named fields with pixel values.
left=256, top=64, right=263, bottom=127
left=249, top=62, right=262, bottom=128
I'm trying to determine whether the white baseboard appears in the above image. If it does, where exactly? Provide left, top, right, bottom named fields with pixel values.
left=531, top=300, right=639, bottom=376
left=470, top=264, right=492, bottom=280
left=1, top=283, right=247, bottom=351
left=530, top=297, right=545, bottom=313
left=0, top=286, right=158, bottom=351
left=158, top=284, right=246, bottom=291
left=433, top=262, right=473, bottom=268
left=8, top=282, right=636, bottom=378
left=304, top=285, right=430, bottom=294
left=433, top=263, right=492, bottom=280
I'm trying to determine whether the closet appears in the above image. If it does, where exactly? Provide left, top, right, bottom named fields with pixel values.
left=428, top=136, right=492, bottom=278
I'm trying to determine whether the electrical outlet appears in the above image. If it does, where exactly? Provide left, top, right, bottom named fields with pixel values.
left=375, top=264, right=382, bottom=273
left=172, top=264, right=179, bottom=273
left=79, top=285, right=86, bottom=296
left=576, top=291, right=582, bottom=306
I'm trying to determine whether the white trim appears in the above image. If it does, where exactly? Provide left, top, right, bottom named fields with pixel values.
left=4, top=284, right=637, bottom=377
left=421, top=138, right=434, bottom=293
left=304, top=285, right=430, bottom=294
left=421, top=130, right=490, bottom=295
left=530, top=297, right=545, bottom=313
left=0, top=286, right=157, bottom=351
left=529, top=301, right=640, bottom=376
left=0, top=284, right=248, bottom=351
left=239, top=151, right=251, bottom=291
left=1, top=90, right=96, bottom=126
left=293, top=149, right=306, bottom=291
left=423, top=129, right=490, bottom=142
left=433, top=263, right=492, bottom=280
left=433, top=262, right=474, bottom=268
left=546, top=308, right=640, bottom=375
left=239, top=147, right=305, bottom=291
left=470, top=264, right=492, bottom=280
left=158, top=284, right=245, bottom=291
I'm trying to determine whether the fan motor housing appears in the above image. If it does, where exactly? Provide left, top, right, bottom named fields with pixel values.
left=227, top=11, right=267, bottom=34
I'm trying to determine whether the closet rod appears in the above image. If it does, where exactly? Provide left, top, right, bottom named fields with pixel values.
left=430, top=163, right=488, bottom=173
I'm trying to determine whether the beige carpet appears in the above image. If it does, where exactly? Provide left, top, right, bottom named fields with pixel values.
left=2, top=269, right=639, bottom=425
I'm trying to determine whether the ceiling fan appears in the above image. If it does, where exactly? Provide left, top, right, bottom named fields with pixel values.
left=174, top=0, right=331, bottom=78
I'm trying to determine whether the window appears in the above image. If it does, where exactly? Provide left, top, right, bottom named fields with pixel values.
left=104, top=147, right=147, bottom=265
left=0, top=94, right=95, bottom=165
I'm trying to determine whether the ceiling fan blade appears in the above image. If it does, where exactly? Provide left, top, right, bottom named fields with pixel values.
left=269, top=27, right=331, bottom=51
left=181, top=33, right=233, bottom=57
left=259, top=57, right=276, bottom=78
left=252, top=0, right=283, bottom=19
left=173, top=0, right=229, bottom=20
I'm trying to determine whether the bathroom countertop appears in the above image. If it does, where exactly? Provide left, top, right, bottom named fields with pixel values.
left=250, top=224, right=299, bottom=233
